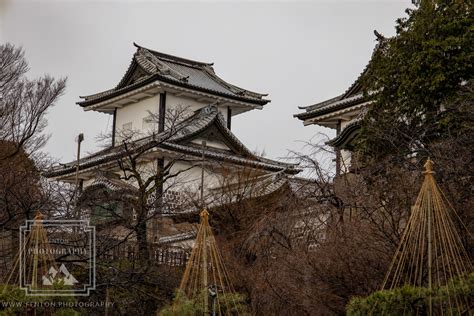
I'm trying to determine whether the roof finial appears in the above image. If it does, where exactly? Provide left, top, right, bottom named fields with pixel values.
left=374, top=30, right=385, bottom=41
left=200, top=209, right=209, bottom=222
left=34, top=211, right=43, bottom=221
left=423, top=158, right=434, bottom=174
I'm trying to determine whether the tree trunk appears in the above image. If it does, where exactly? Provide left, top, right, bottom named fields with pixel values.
left=135, top=198, right=149, bottom=261
left=136, top=219, right=149, bottom=261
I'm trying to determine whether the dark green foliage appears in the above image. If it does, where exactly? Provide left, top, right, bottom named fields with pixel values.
left=346, top=273, right=474, bottom=315
left=83, top=261, right=182, bottom=315
left=158, top=290, right=251, bottom=316
left=358, top=0, right=473, bottom=160
left=0, top=284, right=79, bottom=315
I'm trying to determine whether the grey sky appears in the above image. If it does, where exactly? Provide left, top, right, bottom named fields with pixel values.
left=1, top=0, right=410, bottom=165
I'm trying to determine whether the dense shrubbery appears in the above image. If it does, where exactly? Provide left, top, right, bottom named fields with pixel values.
left=346, top=273, right=474, bottom=315
left=158, top=290, right=250, bottom=316
left=0, top=284, right=79, bottom=315
left=358, top=0, right=473, bottom=161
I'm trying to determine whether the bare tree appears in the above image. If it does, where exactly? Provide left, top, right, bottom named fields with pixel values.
left=210, top=131, right=473, bottom=315
left=0, top=44, right=68, bottom=279
left=76, top=106, right=219, bottom=314
left=0, top=43, right=66, bottom=159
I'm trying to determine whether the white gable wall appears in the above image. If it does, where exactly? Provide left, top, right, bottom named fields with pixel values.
left=166, top=93, right=229, bottom=122
left=114, top=93, right=230, bottom=144
left=190, top=137, right=230, bottom=151
left=115, top=95, right=159, bottom=142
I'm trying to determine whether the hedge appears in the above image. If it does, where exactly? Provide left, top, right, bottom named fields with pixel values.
left=347, top=273, right=474, bottom=315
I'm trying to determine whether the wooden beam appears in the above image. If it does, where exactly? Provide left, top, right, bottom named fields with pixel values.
left=227, top=107, right=232, bottom=130
left=127, top=97, right=139, bottom=103
left=155, top=158, right=165, bottom=216
left=339, top=115, right=353, bottom=121
left=112, top=108, right=117, bottom=147
left=159, top=92, right=166, bottom=132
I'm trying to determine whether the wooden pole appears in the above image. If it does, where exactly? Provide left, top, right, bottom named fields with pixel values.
left=200, top=140, right=206, bottom=205
left=200, top=141, right=208, bottom=313
left=425, top=159, right=433, bottom=316
left=202, top=211, right=208, bottom=314
left=75, top=133, right=84, bottom=192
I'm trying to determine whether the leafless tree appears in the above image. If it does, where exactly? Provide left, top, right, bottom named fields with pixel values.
left=0, top=44, right=68, bottom=278
left=0, top=43, right=66, bottom=159
left=212, top=129, right=473, bottom=315
left=76, top=106, right=221, bottom=314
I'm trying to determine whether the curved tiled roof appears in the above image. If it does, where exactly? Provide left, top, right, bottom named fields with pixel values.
left=294, top=93, right=366, bottom=120
left=326, top=120, right=361, bottom=147
left=156, top=231, right=196, bottom=245
left=87, top=175, right=138, bottom=193
left=44, top=105, right=299, bottom=178
left=294, top=41, right=381, bottom=121
left=78, top=44, right=270, bottom=107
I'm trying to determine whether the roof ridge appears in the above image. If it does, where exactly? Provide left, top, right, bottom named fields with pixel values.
left=168, top=104, right=259, bottom=160
left=134, top=42, right=214, bottom=67
left=341, top=41, right=381, bottom=98
left=296, top=41, right=381, bottom=115
left=79, top=44, right=269, bottom=106
left=201, top=66, right=268, bottom=98
left=298, top=94, right=344, bottom=111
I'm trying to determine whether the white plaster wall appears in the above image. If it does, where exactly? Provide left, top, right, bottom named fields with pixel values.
left=341, top=149, right=352, bottom=173
left=340, top=119, right=350, bottom=129
left=82, top=178, right=95, bottom=187
left=114, top=93, right=231, bottom=144
left=166, top=93, right=229, bottom=122
left=164, top=159, right=222, bottom=194
left=190, top=137, right=229, bottom=151
left=115, top=95, right=159, bottom=141
left=166, top=93, right=205, bottom=114
left=340, top=117, right=357, bottom=129
left=81, top=157, right=224, bottom=199
left=218, top=106, right=228, bottom=120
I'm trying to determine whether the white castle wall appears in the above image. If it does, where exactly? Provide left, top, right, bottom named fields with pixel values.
left=115, top=93, right=230, bottom=143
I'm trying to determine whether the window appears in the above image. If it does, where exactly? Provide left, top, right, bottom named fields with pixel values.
left=122, top=122, right=132, bottom=131
left=142, top=116, right=154, bottom=130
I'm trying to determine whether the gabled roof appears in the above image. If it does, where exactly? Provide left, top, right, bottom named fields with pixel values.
left=208, top=171, right=289, bottom=207
left=156, top=231, right=196, bottom=246
left=293, top=92, right=366, bottom=120
left=326, top=119, right=362, bottom=148
left=44, top=105, right=299, bottom=179
left=294, top=42, right=380, bottom=121
left=165, top=171, right=295, bottom=217
left=87, top=174, right=138, bottom=193
left=78, top=43, right=270, bottom=107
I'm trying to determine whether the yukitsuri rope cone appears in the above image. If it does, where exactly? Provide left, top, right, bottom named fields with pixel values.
left=1, top=212, right=58, bottom=294
left=381, top=159, right=472, bottom=315
left=175, top=209, right=241, bottom=315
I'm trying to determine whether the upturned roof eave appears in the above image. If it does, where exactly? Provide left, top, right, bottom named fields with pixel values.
left=326, top=121, right=362, bottom=147
left=77, top=74, right=270, bottom=108
left=44, top=106, right=299, bottom=179
left=133, top=42, right=214, bottom=67
left=295, top=42, right=381, bottom=121
left=294, top=95, right=368, bottom=121
left=43, top=143, right=300, bottom=179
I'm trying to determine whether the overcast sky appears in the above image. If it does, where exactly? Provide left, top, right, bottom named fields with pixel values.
left=1, top=0, right=411, bottom=165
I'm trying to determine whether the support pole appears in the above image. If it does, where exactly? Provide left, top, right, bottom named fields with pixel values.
left=75, top=133, right=84, bottom=194
left=74, top=133, right=84, bottom=225
left=201, top=210, right=209, bottom=315
left=200, top=141, right=206, bottom=206
left=200, top=142, right=208, bottom=313
left=425, top=159, right=433, bottom=316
